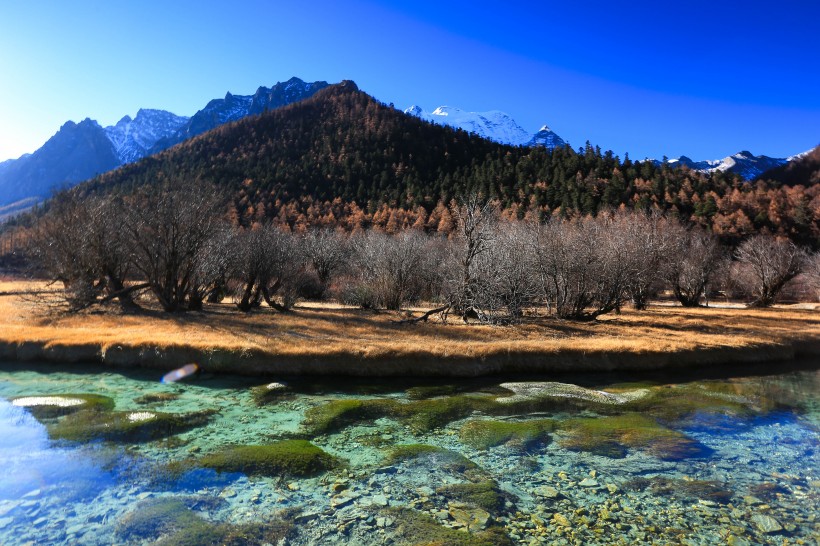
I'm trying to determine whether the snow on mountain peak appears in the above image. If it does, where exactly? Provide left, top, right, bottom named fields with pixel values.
left=104, top=109, right=189, bottom=164
left=405, top=104, right=536, bottom=146
left=787, top=147, right=817, bottom=161
left=663, top=150, right=791, bottom=180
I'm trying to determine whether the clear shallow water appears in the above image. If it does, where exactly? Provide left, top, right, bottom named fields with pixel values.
left=0, top=361, right=817, bottom=545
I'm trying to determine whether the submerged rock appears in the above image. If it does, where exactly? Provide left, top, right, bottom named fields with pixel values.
left=250, top=381, right=291, bottom=405
left=533, top=485, right=561, bottom=499
left=12, top=394, right=115, bottom=419
left=448, top=503, right=491, bottom=530
left=386, top=507, right=514, bottom=546
left=459, top=418, right=555, bottom=450
left=559, top=413, right=712, bottom=461
left=192, top=440, right=341, bottom=478
left=48, top=408, right=215, bottom=443
left=117, top=497, right=294, bottom=545
left=624, top=476, right=733, bottom=504
left=751, top=513, right=783, bottom=534
left=497, top=382, right=649, bottom=407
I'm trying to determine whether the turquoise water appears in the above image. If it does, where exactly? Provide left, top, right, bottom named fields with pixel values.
left=0, top=361, right=818, bottom=545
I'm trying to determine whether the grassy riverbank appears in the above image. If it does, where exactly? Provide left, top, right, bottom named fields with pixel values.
left=0, top=279, right=818, bottom=376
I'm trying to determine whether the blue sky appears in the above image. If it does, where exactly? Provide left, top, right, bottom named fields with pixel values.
left=0, top=0, right=818, bottom=162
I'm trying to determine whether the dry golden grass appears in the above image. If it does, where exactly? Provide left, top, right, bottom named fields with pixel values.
left=0, top=280, right=818, bottom=374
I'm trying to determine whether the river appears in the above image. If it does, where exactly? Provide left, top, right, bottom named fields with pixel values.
left=0, top=361, right=818, bottom=545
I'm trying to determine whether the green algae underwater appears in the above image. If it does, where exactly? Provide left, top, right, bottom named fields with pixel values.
left=0, top=360, right=818, bottom=545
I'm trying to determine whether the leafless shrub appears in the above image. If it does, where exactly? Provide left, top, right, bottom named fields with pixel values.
left=345, top=230, right=433, bottom=310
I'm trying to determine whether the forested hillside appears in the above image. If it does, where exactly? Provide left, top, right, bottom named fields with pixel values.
left=22, top=81, right=820, bottom=246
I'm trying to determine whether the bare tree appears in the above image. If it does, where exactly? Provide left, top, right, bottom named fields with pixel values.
left=666, top=225, right=725, bottom=307
left=734, top=234, right=808, bottom=308
left=806, top=252, right=820, bottom=302
left=301, top=228, right=349, bottom=299
left=187, top=224, right=232, bottom=310
left=31, top=192, right=140, bottom=311
left=229, top=225, right=304, bottom=312
left=124, top=184, right=227, bottom=312
left=346, top=230, right=432, bottom=310
left=618, top=211, right=677, bottom=310
left=229, top=227, right=268, bottom=312
left=469, top=221, right=539, bottom=323
left=448, top=196, right=498, bottom=320
left=533, top=215, right=632, bottom=321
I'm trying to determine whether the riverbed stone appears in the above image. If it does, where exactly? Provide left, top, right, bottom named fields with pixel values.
left=534, top=485, right=560, bottom=499
left=751, top=514, right=783, bottom=534
left=448, top=502, right=491, bottom=530
left=331, top=491, right=361, bottom=509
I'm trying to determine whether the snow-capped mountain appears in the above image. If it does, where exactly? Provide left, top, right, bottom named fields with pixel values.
left=0, top=77, right=329, bottom=207
left=666, top=151, right=791, bottom=180
left=529, top=125, right=567, bottom=149
left=104, top=109, right=189, bottom=164
left=151, top=77, right=329, bottom=153
left=405, top=105, right=532, bottom=146
left=404, top=105, right=566, bottom=149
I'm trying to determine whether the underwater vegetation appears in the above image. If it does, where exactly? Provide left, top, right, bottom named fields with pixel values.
left=117, top=497, right=294, bottom=546
left=624, top=476, right=734, bottom=504
left=557, top=413, right=712, bottom=460
left=303, top=395, right=497, bottom=434
left=436, top=480, right=510, bottom=514
left=385, top=444, right=482, bottom=475
left=458, top=419, right=556, bottom=450
left=190, top=440, right=341, bottom=478
left=303, top=379, right=776, bottom=441
left=386, top=508, right=514, bottom=546
left=135, top=392, right=181, bottom=404
left=48, top=408, right=216, bottom=443
left=250, top=381, right=291, bottom=405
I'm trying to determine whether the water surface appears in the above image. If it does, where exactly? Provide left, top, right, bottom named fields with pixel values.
left=0, top=361, right=818, bottom=545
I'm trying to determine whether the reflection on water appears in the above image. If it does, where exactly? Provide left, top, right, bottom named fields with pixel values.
left=0, top=361, right=818, bottom=545
left=0, top=400, right=112, bottom=502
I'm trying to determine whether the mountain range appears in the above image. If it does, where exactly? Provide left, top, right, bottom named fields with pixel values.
left=664, top=150, right=811, bottom=181
left=0, top=77, right=328, bottom=208
left=7, top=80, right=818, bottom=246
left=0, top=76, right=814, bottom=209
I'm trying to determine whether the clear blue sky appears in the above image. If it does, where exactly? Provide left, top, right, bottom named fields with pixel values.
left=1, top=0, right=818, bottom=162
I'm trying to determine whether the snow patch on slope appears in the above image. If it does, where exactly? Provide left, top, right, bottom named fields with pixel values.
left=405, top=105, right=532, bottom=146
left=104, top=109, right=189, bottom=164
